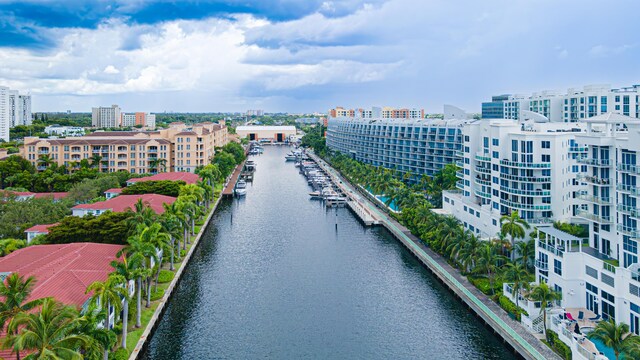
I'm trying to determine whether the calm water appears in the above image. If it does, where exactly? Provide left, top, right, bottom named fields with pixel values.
left=141, top=146, right=516, bottom=360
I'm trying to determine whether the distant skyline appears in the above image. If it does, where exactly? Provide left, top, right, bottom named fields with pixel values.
left=0, top=0, right=638, bottom=113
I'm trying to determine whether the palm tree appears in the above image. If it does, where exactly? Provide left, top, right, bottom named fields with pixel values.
left=144, top=223, right=171, bottom=291
left=587, top=319, right=640, bottom=360
left=197, top=180, right=213, bottom=209
left=456, top=233, right=482, bottom=273
left=110, top=254, right=143, bottom=348
left=37, top=154, right=54, bottom=169
left=90, top=154, right=102, bottom=169
left=0, top=273, right=46, bottom=360
left=4, top=298, right=89, bottom=360
left=162, top=202, right=186, bottom=261
left=0, top=238, right=26, bottom=256
left=86, top=275, right=127, bottom=360
left=515, top=238, right=536, bottom=272
left=473, top=242, right=508, bottom=295
left=76, top=304, right=116, bottom=360
left=502, top=263, right=531, bottom=309
left=528, top=282, right=562, bottom=335
left=127, top=199, right=157, bottom=230
left=120, top=229, right=158, bottom=316
left=500, top=211, right=530, bottom=260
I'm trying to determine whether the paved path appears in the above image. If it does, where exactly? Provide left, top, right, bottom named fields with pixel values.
left=222, top=160, right=246, bottom=197
left=308, top=152, right=560, bottom=360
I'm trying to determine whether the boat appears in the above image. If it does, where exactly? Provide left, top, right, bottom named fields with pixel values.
left=285, top=152, right=298, bottom=161
left=235, top=180, right=247, bottom=196
left=309, top=191, right=323, bottom=199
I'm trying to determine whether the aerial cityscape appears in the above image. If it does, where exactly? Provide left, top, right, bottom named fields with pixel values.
left=1, top=1, right=640, bottom=360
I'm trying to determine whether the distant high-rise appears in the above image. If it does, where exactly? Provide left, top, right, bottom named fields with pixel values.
left=92, top=105, right=122, bottom=128
left=481, top=94, right=510, bottom=119
left=329, top=106, right=424, bottom=119
left=0, top=86, right=32, bottom=142
left=247, top=109, right=264, bottom=117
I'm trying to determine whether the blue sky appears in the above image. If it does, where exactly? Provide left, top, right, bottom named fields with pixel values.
left=0, top=0, right=638, bottom=113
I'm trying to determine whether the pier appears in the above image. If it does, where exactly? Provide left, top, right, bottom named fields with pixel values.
left=221, top=159, right=246, bottom=198
left=307, top=151, right=560, bottom=360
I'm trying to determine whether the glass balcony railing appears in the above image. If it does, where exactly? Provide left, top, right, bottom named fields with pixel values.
left=500, top=186, right=550, bottom=197
left=576, top=174, right=611, bottom=186
left=577, top=193, right=611, bottom=205
left=535, top=259, right=548, bottom=270
left=617, top=183, right=640, bottom=196
left=475, top=166, right=491, bottom=174
left=500, top=173, right=551, bottom=183
left=617, top=224, right=640, bottom=238
left=456, top=180, right=465, bottom=190
left=474, top=189, right=491, bottom=199
left=475, top=154, right=491, bottom=162
left=577, top=158, right=611, bottom=166
left=454, top=150, right=464, bottom=157
left=617, top=204, right=640, bottom=218
left=500, top=159, right=551, bottom=168
left=617, top=163, right=640, bottom=174
left=474, top=177, right=491, bottom=186
left=499, top=199, right=551, bottom=211
left=576, top=209, right=612, bottom=223
left=569, top=146, right=588, bottom=152
left=456, top=170, right=464, bottom=179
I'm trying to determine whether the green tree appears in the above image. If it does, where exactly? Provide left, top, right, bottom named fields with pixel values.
left=502, top=263, right=531, bottom=309
left=587, top=319, right=640, bottom=360
left=500, top=211, right=530, bottom=261
left=121, top=180, right=184, bottom=197
left=85, top=275, right=127, bottom=360
left=213, top=152, right=237, bottom=179
left=76, top=304, right=116, bottom=360
left=42, top=212, right=132, bottom=245
left=0, top=239, right=27, bottom=256
left=528, top=282, right=562, bottom=336
left=473, top=242, right=508, bottom=295
left=110, top=254, right=143, bottom=349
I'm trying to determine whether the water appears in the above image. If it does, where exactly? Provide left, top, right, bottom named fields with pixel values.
left=141, top=146, right=515, bottom=360
left=590, top=338, right=616, bottom=360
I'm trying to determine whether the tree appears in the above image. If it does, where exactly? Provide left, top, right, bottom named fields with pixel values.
left=0, top=239, right=26, bottom=256
left=502, top=263, right=531, bottom=309
left=160, top=210, right=182, bottom=270
left=473, top=242, right=508, bottom=295
left=221, top=142, right=245, bottom=164
left=85, top=275, right=127, bottom=360
left=121, top=180, right=184, bottom=197
left=4, top=298, right=89, bottom=360
left=0, top=273, right=46, bottom=359
left=528, top=282, right=562, bottom=335
left=110, top=254, right=142, bottom=349
left=90, top=154, right=102, bottom=169
left=126, top=198, right=158, bottom=230
left=500, top=211, right=530, bottom=261
left=515, top=238, right=536, bottom=272
left=76, top=304, right=116, bottom=360
left=0, top=197, right=71, bottom=240
left=213, top=152, right=237, bottom=179
left=42, top=212, right=132, bottom=245
left=587, top=319, right=640, bottom=360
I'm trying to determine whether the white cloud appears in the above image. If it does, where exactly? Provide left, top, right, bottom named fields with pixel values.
left=589, top=44, right=635, bottom=58
left=103, top=65, right=120, bottom=74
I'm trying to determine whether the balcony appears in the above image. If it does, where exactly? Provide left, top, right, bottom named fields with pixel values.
left=537, top=240, right=564, bottom=257
left=454, top=150, right=464, bottom=157
left=500, top=159, right=551, bottom=169
left=576, top=209, right=611, bottom=223
left=500, top=186, right=550, bottom=197
left=499, top=198, right=551, bottom=211
left=456, top=180, right=465, bottom=190
left=617, top=224, right=640, bottom=238
left=577, top=193, right=611, bottom=205
left=617, top=183, right=640, bottom=196
left=36, top=166, right=47, bottom=171
left=474, top=189, right=491, bottom=199
left=456, top=170, right=464, bottom=179
left=617, top=163, right=640, bottom=174
left=577, top=158, right=611, bottom=166
left=576, top=174, right=611, bottom=186
left=474, top=176, right=491, bottom=186
left=569, top=146, right=587, bottom=152
left=475, top=166, right=491, bottom=174
left=501, top=173, right=551, bottom=183
left=148, top=148, right=158, bottom=153
left=475, top=154, right=491, bottom=162
left=37, top=149, right=49, bottom=154
left=617, top=203, right=640, bottom=218
left=535, top=259, right=548, bottom=270
left=455, top=160, right=463, bottom=167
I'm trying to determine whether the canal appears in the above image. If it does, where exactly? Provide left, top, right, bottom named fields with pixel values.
left=141, top=146, right=516, bottom=360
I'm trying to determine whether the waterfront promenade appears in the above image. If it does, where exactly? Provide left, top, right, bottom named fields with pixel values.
left=308, top=151, right=560, bottom=360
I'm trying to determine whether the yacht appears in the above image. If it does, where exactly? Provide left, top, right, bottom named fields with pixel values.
left=235, top=180, right=247, bottom=196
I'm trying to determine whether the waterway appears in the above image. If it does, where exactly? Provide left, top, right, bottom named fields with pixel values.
left=141, top=146, right=516, bottom=360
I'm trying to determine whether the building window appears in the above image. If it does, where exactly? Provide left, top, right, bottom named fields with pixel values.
left=492, top=138, right=499, bottom=146
left=541, top=141, right=550, bottom=149
left=554, top=259, right=562, bottom=275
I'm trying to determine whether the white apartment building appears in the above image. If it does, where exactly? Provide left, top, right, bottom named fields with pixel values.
left=535, top=113, right=640, bottom=333
left=442, top=118, right=586, bottom=238
left=485, top=84, right=640, bottom=123
left=0, top=86, right=32, bottom=142
left=92, top=105, right=121, bottom=128
left=121, top=113, right=136, bottom=127
left=44, top=125, right=85, bottom=137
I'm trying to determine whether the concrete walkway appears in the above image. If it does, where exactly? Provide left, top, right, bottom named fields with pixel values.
left=308, top=152, right=560, bottom=360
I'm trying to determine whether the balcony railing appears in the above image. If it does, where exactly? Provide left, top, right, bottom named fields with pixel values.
left=38, top=150, right=49, bottom=154
left=617, top=163, right=640, bottom=174
left=577, top=174, right=611, bottom=186
left=617, top=183, right=640, bottom=196
left=500, top=159, right=551, bottom=168
left=617, top=224, right=640, bottom=238
left=474, top=177, right=491, bottom=186
left=454, top=150, right=464, bottom=157
left=535, top=259, right=548, bottom=270
left=577, top=158, right=611, bottom=166
left=569, top=146, right=587, bottom=152
left=456, top=170, right=464, bottom=179
left=617, top=204, right=640, bottom=218
left=474, top=189, right=491, bottom=199
left=537, top=240, right=564, bottom=257
left=475, top=166, right=491, bottom=174
left=499, top=198, right=551, bottom=211
left=501, top=173, right=551, bottom=183
left=500, top=186, right=550, bottom=197
left=456, top=180, right=465, bottom=190
left=577, top=193, right=611, bottom=205
left=576, top=209, right=612, bottom=223
left=475, top=154, right=491, bottom=162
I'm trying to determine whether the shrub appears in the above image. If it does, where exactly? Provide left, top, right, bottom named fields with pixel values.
left=468, top=277, right=501, bottom=295
left=121, top=180, right=185, bottom=197
left=545, top=330, right=571, bottom=360
left=110, top=347, right=129, bottom=360
left=497, top=295, right=527, bottom=321
left=157, top=270, right=175, bottom=283
left=150, top=288, right=165, bottom=301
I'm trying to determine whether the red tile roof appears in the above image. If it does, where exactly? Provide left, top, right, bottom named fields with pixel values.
left=24, top=223, right=59, bottom=234
left=127, top=172, right=200, bottom=185
left=0, top=243, right=123, bottom=307
left=33, top=192, right=69, bottom=200
left=72, top=194, right=176, bottom=214
left=105, top=188, right=123, bottom=194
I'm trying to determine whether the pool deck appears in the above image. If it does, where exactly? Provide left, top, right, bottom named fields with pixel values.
left=308, top=151, right=561, bottom=360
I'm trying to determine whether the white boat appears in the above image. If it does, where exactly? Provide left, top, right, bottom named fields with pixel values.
left=309, top=191, right=323, bottom=199
left=235, top=180, right=247, bottom=196
left=285, top=153, right=298, bottom=161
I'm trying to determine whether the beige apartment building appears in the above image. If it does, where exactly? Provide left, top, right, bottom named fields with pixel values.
left=21, top=121, right=228, bottom=174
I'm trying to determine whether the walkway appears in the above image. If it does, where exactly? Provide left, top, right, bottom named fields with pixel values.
left=308, top=152, right=560, bottom=360
left=222, top=160, right=246, bottom=197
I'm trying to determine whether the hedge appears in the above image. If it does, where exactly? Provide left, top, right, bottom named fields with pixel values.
left=497, top=295, right=528, bottom=321
left=546, top=330, right=572, bottom=360
left=150, top=288, right=165, bottom=301
left=109, top=348, right=129, bottom=360
left=468, top=276, right=501, bottom=295
left=158, top=270, right=175, bottom=283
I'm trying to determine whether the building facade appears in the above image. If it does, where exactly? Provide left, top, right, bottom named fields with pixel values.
left=329, top=106, right=424, bottom=119
left=326, top=117, right=468, bottom=182
left=44, top=125, right=85, bottom=137
left=535, top=113, right=640, bottom=333
left=442, top=119, right=586, bottom=238
left=485, top=84, right=640, bottom=122
left=121, top=112, right=156, bottom=128
left=236, top=125, right=296, bottom=142
left=0, top=86, right=32, bottom=142
left=21, top=121, right=228, bottom=174
left=92, top=105, right=122, bottom=128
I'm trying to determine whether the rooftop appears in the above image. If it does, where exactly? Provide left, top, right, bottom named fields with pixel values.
left=127, top=172, right=200, bottom=185
left=236, top=125, right=296, bottom=131
left=24, top=223, right=59, bottom=233
left=72, top=194, right=176, bottom=214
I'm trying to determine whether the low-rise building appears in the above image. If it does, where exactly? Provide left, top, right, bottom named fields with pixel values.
left=104, top=188, right=122, bottom=199
left=24, top=223, right=58, bottom=243
left=0, top=191, right=68, bottom=202
left=71, top=194, right=176, bottom=217
left=44, top=125, right=85, bottom=137
left=236, top=125, right=296, bottom=142
left=126, top=171, right=200, bottom=186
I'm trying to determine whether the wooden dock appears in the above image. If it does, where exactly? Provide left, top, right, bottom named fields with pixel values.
left=222, top=160, right=246, bottom=198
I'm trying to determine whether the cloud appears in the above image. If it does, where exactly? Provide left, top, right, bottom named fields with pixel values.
left=589, top=44, right=636, bottom=57
left=103, top=65, right=120, bottom=74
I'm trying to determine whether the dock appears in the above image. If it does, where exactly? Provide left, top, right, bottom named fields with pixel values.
left=306, top=151, right=559, bottom=360
left=222, top=160, right=246, bottom=198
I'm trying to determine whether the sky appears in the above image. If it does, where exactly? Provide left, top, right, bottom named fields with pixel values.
left=0, top=0, right=639, bottom=113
